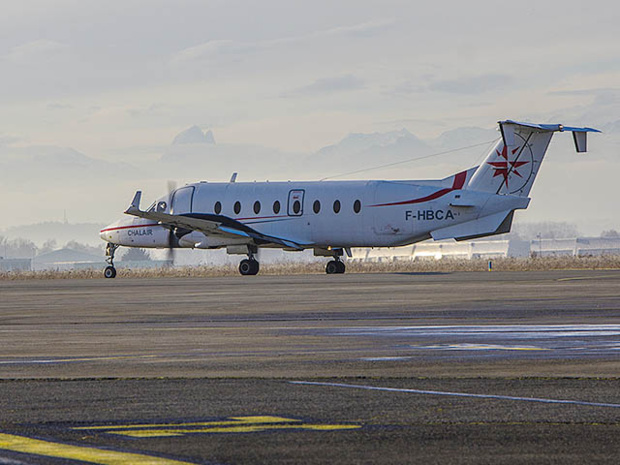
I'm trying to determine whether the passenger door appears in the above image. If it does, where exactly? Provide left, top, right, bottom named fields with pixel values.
left=287, top=189, right=304, bottom=216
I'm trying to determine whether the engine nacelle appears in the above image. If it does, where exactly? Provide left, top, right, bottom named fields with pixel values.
left=177, top=231, right=248, bottom=249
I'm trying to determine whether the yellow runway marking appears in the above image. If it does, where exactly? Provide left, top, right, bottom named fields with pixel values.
left=110, top=424, right=360, bottom=438
left=0, top=433, right=195, bottom=464
left=452, top=344, right=547, bottom=351
left=74, top=416, right=298, bottom=431
left=416, top=343, right=548, bottom=351
left=76, top=416, right=361, bottom=438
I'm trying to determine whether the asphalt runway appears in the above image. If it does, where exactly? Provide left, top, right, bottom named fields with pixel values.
left=1, top=270, right=619, bottom=463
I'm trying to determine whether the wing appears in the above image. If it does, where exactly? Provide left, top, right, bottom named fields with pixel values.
left=124, top=191, right=309, bottom=250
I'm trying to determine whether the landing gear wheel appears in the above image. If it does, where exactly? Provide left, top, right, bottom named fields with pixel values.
left=239, top=259, right=260, bottom=276
left=104, top=243, right=120, bottom=279
left=326, top=260, right=346, bottom=274
left=326, top=260, right=339, bottom=274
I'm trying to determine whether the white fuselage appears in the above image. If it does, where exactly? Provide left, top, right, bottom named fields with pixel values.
left=100, top=176, right=522, bottom=251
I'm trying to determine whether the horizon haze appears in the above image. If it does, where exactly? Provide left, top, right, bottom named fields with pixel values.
left=1, top=0, right=619, bottom=237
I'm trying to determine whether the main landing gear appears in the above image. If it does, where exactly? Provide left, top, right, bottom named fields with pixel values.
left=104, top=243, right=119, bottom=279
left=325, top=258, right=346, bottom=274
left=238, top=246, right=260, bottom=276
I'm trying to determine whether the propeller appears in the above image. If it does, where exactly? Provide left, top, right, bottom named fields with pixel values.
left=165, top=180, right=177, bottom=267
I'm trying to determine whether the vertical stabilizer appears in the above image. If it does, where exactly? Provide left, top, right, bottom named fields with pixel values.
left=466, top=121, right=600, bottom=197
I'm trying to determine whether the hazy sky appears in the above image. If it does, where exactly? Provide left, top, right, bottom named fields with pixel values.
left=1, top=0, right=619, bottom=233
left=2, top=0, right=619, bottom=151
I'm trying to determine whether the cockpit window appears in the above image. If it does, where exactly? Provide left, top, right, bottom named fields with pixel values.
left=156, top=201, right=167, bottom=212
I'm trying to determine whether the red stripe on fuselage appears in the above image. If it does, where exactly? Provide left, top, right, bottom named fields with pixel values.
left=452, top=170, right=467, bottom=189
left=369, top=170, right=468, bottom=208
left=100, top=223, right=160, bottom=233
left=236, top=214, right=289, bottom=221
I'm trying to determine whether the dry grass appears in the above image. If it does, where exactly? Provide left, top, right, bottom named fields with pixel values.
left=1, top=255, right=619, bottom=280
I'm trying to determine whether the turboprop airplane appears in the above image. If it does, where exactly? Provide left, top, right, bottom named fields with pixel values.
left=99, top=120, right=599, bottom=278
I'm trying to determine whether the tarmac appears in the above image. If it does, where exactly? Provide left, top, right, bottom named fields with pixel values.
left=0, top=270, right=619, bottom=464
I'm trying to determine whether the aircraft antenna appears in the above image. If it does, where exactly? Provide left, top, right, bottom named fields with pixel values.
left=319, top=138, right=500, bottom=181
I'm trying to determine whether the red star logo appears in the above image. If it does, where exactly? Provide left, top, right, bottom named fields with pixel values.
left=487, top=145, right=529, bottom=188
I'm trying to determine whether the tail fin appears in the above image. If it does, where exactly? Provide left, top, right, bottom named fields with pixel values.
left=466, top=120, right=600, bottom=197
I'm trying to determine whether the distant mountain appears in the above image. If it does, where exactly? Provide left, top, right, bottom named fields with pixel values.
left=309, top=128, right=432, bottom=175
left=0, top=144, right=137, bottom=187
left=317, top=128, right=429, bottom=156
left=159, top=127, right=297, bottom=180
left=430, top=126, right=498, bottom=150
left=172, top=125, right=216, bottom=145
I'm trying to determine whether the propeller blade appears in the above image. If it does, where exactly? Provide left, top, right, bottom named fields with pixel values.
left=166, top=180, right=177, bottom=267
left=166, top=228, right=176, bottom=267
left=167, top=180, right=177, bottom=196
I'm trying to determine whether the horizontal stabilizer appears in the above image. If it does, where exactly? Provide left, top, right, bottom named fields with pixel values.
left=499, top=120, right=600, bottom=154
left=430, top=210, right=513, bottom=241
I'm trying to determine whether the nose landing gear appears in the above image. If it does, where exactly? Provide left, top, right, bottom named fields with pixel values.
left=104, top=243, right=119, bottom=279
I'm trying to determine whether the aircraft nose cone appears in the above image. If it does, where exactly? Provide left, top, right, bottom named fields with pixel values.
left=99, top=221, right=120, bottom=243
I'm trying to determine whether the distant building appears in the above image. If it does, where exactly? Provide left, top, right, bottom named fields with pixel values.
left=33, top=248, right=169, bottom=271
left=531, top=237, right=620, bottom=257
left=350, top=237, right=620, bottom=262
left=0, top=258, right=32, bottom=272
left=33, top=248, right=104, bottom=271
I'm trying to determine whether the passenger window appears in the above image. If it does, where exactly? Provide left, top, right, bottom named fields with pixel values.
left=293, top=200, right=301, bottom=214
left=214, top=201, right=222, bottom=214
left=333, top=200, right=341, bottom=214
left=254, top=201, right=261, bottom=214
left=273, top=200, right=281, bottom=214
left=354, top=199, right=361, bottom=214
left=234, top=201, right=241, bottom=215
left=313, top=200, right=321, bottom=214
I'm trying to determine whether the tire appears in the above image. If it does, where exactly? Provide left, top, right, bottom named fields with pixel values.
left=336, top=261, right=346, bottom=274
left=249, top=259, right=260, bottom=275
left=104, top=266, right=117, bottom=279
left=239, top=259, right=259, bottom=276
left=325, top=260, right=339, bottom=274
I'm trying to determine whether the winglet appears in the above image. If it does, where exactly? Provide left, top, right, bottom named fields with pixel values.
left=125, top=191, right=142, bottom=214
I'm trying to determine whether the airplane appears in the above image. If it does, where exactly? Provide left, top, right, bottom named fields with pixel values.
left=99, top=120, right=600, bottom=278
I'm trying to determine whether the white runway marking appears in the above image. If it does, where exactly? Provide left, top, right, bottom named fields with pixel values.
left=290, top=381, right=620, bottom=409
left=331, top=324, right=620, bottom=356
left=337, top=325, right=620, bottom=338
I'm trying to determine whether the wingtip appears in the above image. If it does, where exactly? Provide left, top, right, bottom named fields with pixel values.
left=124, top=191, right=142, bottom=215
